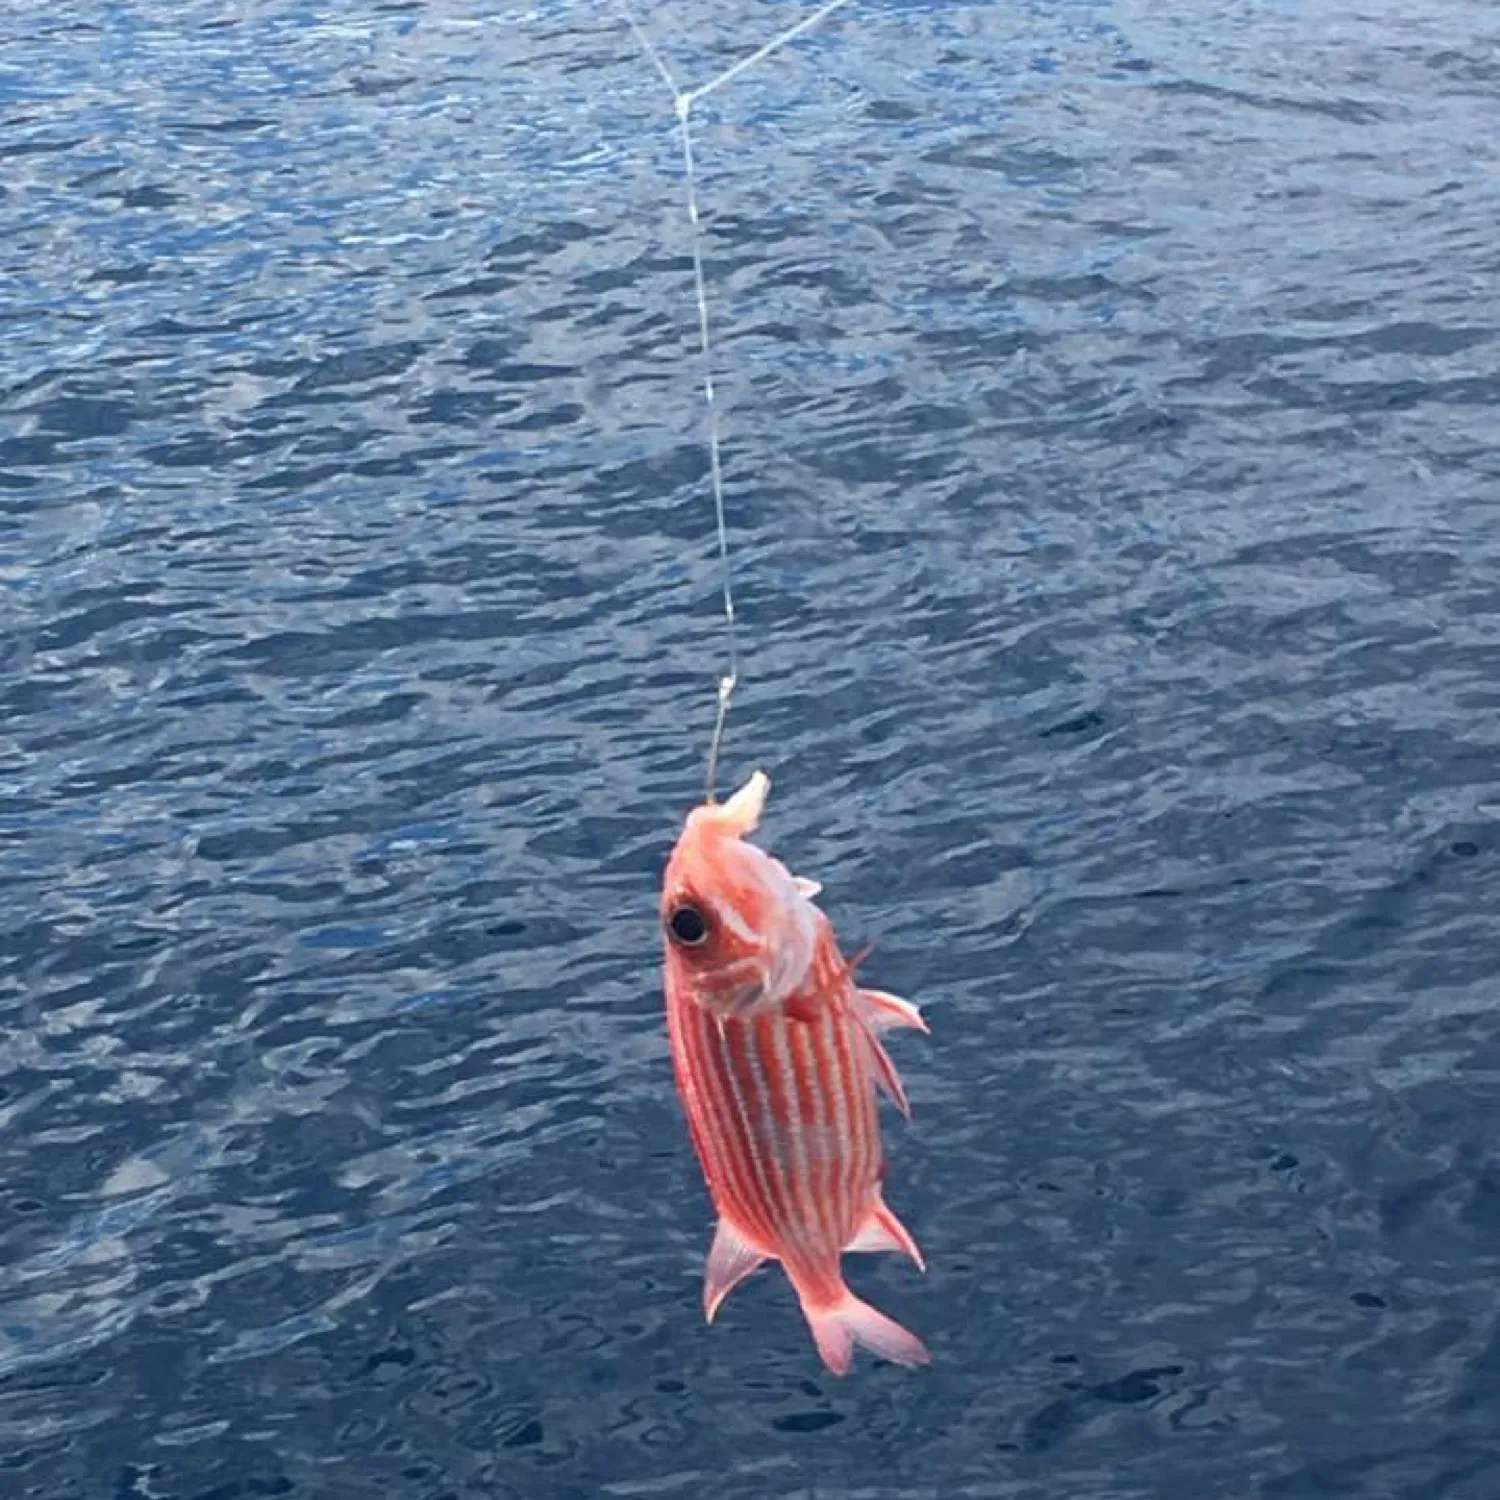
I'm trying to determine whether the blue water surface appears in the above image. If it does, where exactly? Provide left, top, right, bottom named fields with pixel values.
left=3, top=1, right=1500, bottom=1496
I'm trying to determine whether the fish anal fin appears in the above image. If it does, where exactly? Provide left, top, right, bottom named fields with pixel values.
left=859, top=987, right=929, bottom=1035
left=703, top=1217, right=766, bottom=1323
left=845, top=1195, right=926, bottom=1272
left=864, top=1029, right=913, bottom=1120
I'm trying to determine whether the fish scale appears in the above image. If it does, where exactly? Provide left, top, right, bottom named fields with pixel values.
left=660, top=770, right=930, bottom=1375
left=671, top=961, right=873, bottom=1289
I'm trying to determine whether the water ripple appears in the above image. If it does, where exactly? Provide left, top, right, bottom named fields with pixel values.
left=3, top=0, right=1500, bottom=1496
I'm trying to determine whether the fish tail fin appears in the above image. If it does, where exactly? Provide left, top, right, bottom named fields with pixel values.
left=789, top=1261, right=929, bottom=1375
left=803, top=1288, right=931, bottom=1376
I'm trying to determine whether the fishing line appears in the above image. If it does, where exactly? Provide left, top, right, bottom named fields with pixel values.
left=612, top=0, right=854, bottom=802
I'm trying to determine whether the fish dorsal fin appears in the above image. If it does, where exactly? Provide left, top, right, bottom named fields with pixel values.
left=794, top=876, right=822, bottom=900
left=703, top=1217, right=767, bottom=1323
left=858, top=987, right=929, bottom=1035
left=863, top=1028, right=913, bottom=1121
left=845, top=1194, right=926, bottom=1271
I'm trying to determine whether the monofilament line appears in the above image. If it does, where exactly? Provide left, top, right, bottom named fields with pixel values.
left=612, top=0, right=854, bottom=802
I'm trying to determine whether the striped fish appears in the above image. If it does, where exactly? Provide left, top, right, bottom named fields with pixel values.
left=660, top=770, right=930, bottom=1374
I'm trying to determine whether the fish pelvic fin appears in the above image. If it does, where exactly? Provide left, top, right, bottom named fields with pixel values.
left=858, top=987, right=929, bottom=1035
left=799, top=1285, right=931, bottom=1376
left=846, top=1195, right=926, bottom=1272
left=703, top=1217, right=767, bottom=1323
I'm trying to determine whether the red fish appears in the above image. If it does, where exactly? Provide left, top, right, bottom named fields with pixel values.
left=660, top=769, right=930, bottom=1374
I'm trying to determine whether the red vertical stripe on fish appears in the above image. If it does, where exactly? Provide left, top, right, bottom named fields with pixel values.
left=722, top=1015, right=786, bottom=1241
left=752, top=1014, right=805, bottom=1252
left=666, top=870, right=924, bottom=1374
left=678, top=996, right=775, bottom=1250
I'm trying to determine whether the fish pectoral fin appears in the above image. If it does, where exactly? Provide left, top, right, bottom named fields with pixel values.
left=846, top=1195, right=926, bottom=1272
left=864, top=1029, right=914, bottom=1121
left=703, top=1218, right=767, bottom=1323
left=783, top=992, right=820, bottom=1025
left=793, top=876, right=823, bottom=900
left=858, top=987, right=929, bottom=1035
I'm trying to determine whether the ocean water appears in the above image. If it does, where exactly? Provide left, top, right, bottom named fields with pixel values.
left=3, top=1, right=1500, bottom=1496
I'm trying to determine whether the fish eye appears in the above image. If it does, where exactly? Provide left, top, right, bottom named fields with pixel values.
left=667, top=903, right=710, bottom=947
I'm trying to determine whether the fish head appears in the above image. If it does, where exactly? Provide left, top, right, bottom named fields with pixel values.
left=661, top=770, right=820, bottom=1020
